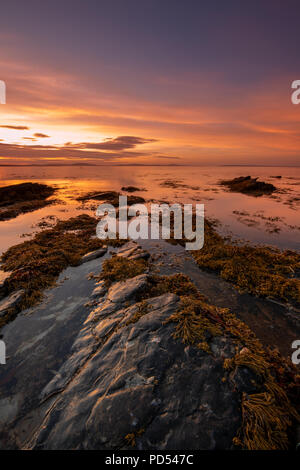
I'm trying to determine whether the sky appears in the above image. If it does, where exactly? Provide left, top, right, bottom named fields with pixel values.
left=0, top=0, right=300, bottom=166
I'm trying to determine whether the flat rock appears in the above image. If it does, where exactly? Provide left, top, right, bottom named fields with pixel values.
left=0, top=290, right=25, bottom=317
left=80, top=248, right=107, bottom=264
left=116, top=242, right=150, bottom=261
left=27, top=292, right=243, bottom=450
left=91, top=280, right=107, bottom=298
left=107, top=274, right=148, bottom=303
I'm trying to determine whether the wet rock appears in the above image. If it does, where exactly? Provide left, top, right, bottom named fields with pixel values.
left=77, top=191, right=120, bottom=202
left=27, top=292, right=241, bottom=450
left=77, top=191, right=145, bottom=207
left=116, top=242, right=150, bottom=261
left=0, top=183, right=56, bottom=221
left=80, top=248, right=107, bottom=264
left=232, top=366, right=261, bottom=394
left=121, top=186, right=144, bottom=192
left=220, top=176, right=276, bottom=196
left=107, top=274, right=148, bottom=303
left=0, top=182, right=55, bottom=206
left=91, top=280, right=107, bottom=298
left=0, top=290, right=24, bottom=317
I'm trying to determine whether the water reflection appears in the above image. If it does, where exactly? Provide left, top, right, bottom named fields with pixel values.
left=0, top=165, right=299, bottom=254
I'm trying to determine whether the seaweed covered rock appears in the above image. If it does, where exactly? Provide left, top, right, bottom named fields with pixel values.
left=79, top=248, right=107, bottom=264
left=77, top=190, right=145, bottom=206
left=169, top=218, right=300, bottom=306
left=220, top=176, right=276, bottom=196
left=28, top=291, right=241, bottom=450
left=0, top=289, right=24, bottom=317
left=0, top=182, right=56, bottom=221
left=24, top=271, right=298, bottom=450
left=0, top=182, right=55, bottom=206
left=0, top=214, right=124, bottom=327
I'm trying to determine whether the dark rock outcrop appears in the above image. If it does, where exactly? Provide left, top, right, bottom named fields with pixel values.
left=77, top=191, right=145, bottom=206
left=24, top=269, right=244, bottom=450
left=220, top=176, right=276, bottom=196
left=121, top=186, right=144, bottom=192
left=79, top=248, right=107, bottom=264
left=0, top=182, right=56, bottom=221
left=0, top=290, right=24, bottom=318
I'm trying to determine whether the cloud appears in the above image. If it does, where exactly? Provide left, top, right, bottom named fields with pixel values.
left=34, top=133, right=50, bottom=138
left=66, top=136, right=157, bottom=151
left=0, top=125, right=29, bottom=130
left=0, top=135, right=161, bottom=164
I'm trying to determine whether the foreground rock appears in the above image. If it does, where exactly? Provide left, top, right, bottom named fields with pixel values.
left=0, top=182, right=56, bottom=221
left=77, top=190, right=145, bottom=206
left=0, top=290, right=24, bottom=317
left=107, top=273, right=148, bottom=303
left=80, top=247, right=107, bottom=264
left=121, top=186, right=144, bottom=192
left=116, top=241, right=150, bottom=261
left=220, top=176, right=276, bottom=196
left=26, top=279, right=242, bottom=450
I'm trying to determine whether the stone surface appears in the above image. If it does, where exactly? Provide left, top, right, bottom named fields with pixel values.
left=0, top=290, right=24, bottom=317
left=116, top=242, right=150, bottom=261
left=0, top=238, right=297, bottom=450
left=80, top=248, right=107, bottom=264
left=19, top=280, right=244, bottom=450
left=107, top=274, right=148, bottom=303
left=91, top=280, right=107, bottom=298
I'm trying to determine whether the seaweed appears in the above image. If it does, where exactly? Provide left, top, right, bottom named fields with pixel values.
left=168, top=217, right=300, bottom=305
left=140, top=273, right=201, bottom=299
left=0, top=182, right=56, bottom=221
left=220, top=176, right=276, bottom=196
left=124, top=428, right=145, bottom=447
left=77, top=190, right=145, bottom=206
left=0, top=214, right=124, bottom=327
left=99, top=256, right=148, bottom=287
left=219, top=311, right=299, bottom=450
left=163, top=295, right=222, bottom=352
left=125, top=300, right=150, bottom=326
left=121, top=186, right=144, bottom=192
left=0, top=182, right=55, bottom=206
left=156, top=276, right=299, bottom=449
left=192, top=220, right=300, bottom=305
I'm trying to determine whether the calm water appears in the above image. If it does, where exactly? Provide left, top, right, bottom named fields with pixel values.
left=0, top=165, right=299, bottom=254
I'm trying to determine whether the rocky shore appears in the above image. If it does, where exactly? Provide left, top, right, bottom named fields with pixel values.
left=0, top=183, right=299, bottom=450
left=0, top=241, right=298, bottom=450
left=0, top=182, right=56, bottom=221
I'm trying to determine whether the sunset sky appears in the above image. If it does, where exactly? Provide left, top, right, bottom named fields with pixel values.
left=0, top=0, right=300, bottom=166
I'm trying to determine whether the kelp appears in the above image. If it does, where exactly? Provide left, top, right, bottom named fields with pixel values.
left=159, top=277, right=299, bottom=450
left=125, top=300, right=150, bottom=326
left=168, top=217, right=300, bottom=305
left=77, top=190, right=145, bottom=206
left=220, top=176, right=276, bottom=196
left=220, top=313, right=299, bottom=449
left=0, top=214, right=124, bottom=327
left=0, top=182, right=55, bottom=206
left=0, top=182, right=56, bottom=221
left=124, top=428, right=145, bottom=447
left=193, top=220, right=300, bottom=305
left=163, top=296, right=222, bottom=353
left=140, top=273, right=201, bottom=299
left=100, top=256, right=148, bottom=287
